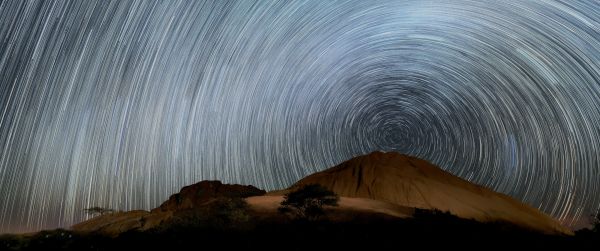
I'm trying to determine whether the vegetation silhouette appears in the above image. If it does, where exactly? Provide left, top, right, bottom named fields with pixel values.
left=278, top=184, right=339, bottom=221
left=3, top=206, right=600, bottom=250
left=2, top=187, right=600, bottom=250
left=593, top=211, right=600, bottom=233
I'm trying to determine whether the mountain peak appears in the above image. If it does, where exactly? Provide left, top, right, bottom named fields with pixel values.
left=353, top=151, right=408, bottom=163
left=356, top=151, right=408, bottom=160
left=343, top=151, right=438, bottom=170
left=276, top=151, right=571, bottom=235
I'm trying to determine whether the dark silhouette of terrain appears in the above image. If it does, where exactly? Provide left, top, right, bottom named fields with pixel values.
left=1, top=151, right=599, bottom=250
left=2, top=208, right=598, bottom=250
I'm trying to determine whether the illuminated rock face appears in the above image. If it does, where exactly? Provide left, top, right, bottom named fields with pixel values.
left=272, top=151, right=572, bottom=235
left=72, top=181, right=265, bottom=236
left=73, top=152, right=572, bottom=236
left=153, top=180, right=266, bottom=212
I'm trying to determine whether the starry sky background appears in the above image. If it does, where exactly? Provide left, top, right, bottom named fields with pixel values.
left=1, top=0, right=600, bottom=233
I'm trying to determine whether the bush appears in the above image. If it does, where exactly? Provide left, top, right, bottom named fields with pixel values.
left=592, top=211, right=600, bottom=233
left=278, top=184, right=339, bottom=221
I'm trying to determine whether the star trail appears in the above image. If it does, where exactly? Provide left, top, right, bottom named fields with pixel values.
left=1, top=0, right=599, bottom=233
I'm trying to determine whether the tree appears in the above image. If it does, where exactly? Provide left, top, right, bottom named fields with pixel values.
left=84, top=207, right=114, bottom=217
left=592, top=210, right=600, bottom=233
left=278, top=184, right=339, bottom=221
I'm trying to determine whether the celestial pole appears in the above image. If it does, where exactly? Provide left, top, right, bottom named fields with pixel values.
left=1, top=0, right=599, bottom=233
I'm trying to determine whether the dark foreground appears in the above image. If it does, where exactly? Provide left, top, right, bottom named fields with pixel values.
left=1, top=210, right=599, bottom=250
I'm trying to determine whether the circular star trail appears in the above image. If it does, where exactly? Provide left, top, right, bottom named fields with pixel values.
left=1, top=0, right=599, bottom=233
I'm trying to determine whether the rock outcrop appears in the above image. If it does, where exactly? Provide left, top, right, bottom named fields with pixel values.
left=72, top=180, right=265, bottom=235
left=270, top=151, right=571, bottom=235
left=72, top=152, right=572, bottom=236
left=152, top=180, right=266, bottom=212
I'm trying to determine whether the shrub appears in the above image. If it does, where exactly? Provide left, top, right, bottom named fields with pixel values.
left=278, top=184, right=339, bottom=221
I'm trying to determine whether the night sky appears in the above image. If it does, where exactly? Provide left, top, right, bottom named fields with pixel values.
left=1, top=0, right=599, bottom=233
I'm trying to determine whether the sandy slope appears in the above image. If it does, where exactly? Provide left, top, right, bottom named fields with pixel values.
left=246, top=195, right=413, bottom=219
left=70, top=196, right=412, bottom=236
left=71, top=210, right=172, bottom=237
left=71, top=152, right=571, bottom=236
left=269, top=151, right=572, bottom=235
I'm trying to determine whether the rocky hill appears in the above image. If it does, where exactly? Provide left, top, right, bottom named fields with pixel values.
left=269, top=151, right=571, bottom=235
left=71, top=152, right=571, bottom=236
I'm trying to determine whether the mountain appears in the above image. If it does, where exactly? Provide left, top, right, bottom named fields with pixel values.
left=71, top=181, right=265, bottom=236
left=7, top=151, right=582, bottom=250
left=71, top=151, right=571, bottom=236
left=269, top=151, right=571, bottom=235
